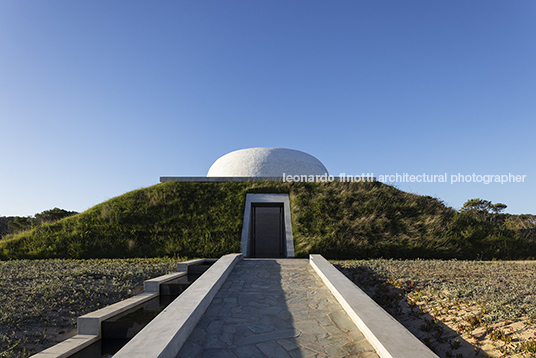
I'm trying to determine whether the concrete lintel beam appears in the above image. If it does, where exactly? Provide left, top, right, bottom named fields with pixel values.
left=77, top=292, right=157, bottom=336
left=176, top=258, right=207, bottom=273
left=29, top=334, right=99, bottom=358
left=144, top=271, right=187, bottom=293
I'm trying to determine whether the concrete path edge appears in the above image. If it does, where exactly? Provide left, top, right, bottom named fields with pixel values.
left=29, top=335, right=99, bottom=358
left=30, top=258, right=214, bottom=358
left=309, top=254, right=439, bottom=358
left=113, top=253, right=243, bottom=358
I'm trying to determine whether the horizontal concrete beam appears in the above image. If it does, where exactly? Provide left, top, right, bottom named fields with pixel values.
left=161, top=176, right=282, bottom=182
left=160, top=176, right=376, bottom=182
left=176, top=258, right=207, bottom=272
left=309, top=254, right=439, bottom=358
left=144, top=272, right=187, bottom=293
left=29, top=335, right=99, bottom=358
left=113, top=253, right=243, bottom=358
left=77, top=292, right=158, bottom=336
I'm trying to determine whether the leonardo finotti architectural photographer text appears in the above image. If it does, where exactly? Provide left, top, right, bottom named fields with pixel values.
left=282, top=173, right=526, bottom=184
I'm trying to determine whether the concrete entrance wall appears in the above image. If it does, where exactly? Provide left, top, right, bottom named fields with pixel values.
left=240, top=193, right=294, bottom=258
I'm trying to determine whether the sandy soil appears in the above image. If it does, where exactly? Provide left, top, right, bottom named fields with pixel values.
left=396, top=289, right=536, bottom=357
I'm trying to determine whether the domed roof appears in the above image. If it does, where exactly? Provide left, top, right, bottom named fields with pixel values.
left=207, top=147, right=329, bottom=177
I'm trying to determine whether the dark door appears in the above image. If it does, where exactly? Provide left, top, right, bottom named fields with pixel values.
left=252, top=204, right=283, bottom=258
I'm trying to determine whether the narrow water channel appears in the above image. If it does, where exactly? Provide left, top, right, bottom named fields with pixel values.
left=70, top=263, right=211, bottom=358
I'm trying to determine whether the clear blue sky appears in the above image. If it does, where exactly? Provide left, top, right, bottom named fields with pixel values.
left=1, top=0, right=535, bottom=217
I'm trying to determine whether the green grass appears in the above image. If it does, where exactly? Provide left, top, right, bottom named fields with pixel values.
left=0, top=180, right=534, bottom=260
left=0, top=258, right=177, bottom=358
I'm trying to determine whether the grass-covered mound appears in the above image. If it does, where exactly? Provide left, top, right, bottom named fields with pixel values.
left=0, top=181, right=533, bottom=260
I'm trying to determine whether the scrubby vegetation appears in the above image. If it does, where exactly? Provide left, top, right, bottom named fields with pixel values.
left=1, top=181, right=535, bottom=260
left=334, top=259, right=536, bottom=357
left=0, top=208, right=78, bottom=240
left=290, top=184, right=534, bottom=260
left=0, top=258, right=177, bottom=358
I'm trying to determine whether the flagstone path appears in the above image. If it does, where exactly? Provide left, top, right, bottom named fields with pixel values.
left=178, top=259, right=379, bottom=358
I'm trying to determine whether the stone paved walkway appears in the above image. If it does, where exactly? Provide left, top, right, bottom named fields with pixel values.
left=178, top=259, right=379, bottom=358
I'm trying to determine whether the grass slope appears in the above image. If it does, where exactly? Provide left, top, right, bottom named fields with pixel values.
left=0, top=181, right=533, bottom=260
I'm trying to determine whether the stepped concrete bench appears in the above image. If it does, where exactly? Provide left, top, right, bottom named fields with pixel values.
left=30, top=258, right=217, bottom=358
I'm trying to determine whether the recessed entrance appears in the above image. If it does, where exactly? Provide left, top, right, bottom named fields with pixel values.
left=240, top=193, right=294, bottom=258
left=252, top=204, right=283, bottom=258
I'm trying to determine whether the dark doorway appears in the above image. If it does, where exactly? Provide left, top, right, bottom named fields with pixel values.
left=252, top=204, right=284, bottom=258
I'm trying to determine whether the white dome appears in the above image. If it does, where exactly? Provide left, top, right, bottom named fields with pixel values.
left=207, top=147, right=329, bottom=177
